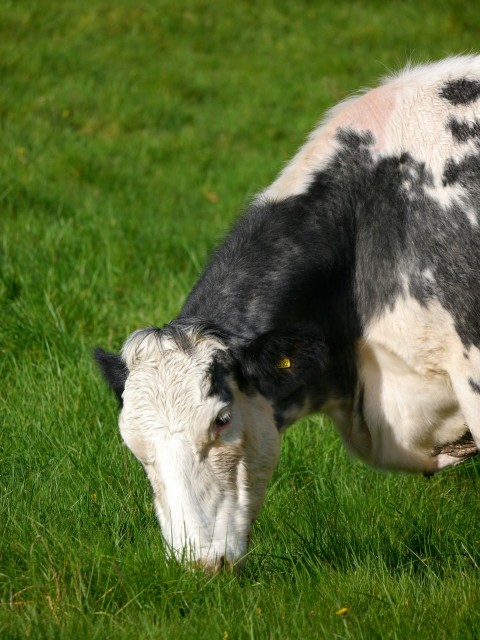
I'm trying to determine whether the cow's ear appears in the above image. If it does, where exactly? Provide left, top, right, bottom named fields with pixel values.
left=237, top=328, right=329, bottom=400
left=94, top=347, right=128, bottom=406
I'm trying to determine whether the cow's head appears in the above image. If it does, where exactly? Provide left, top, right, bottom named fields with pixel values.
left=95, top=320, right=329, bottom=571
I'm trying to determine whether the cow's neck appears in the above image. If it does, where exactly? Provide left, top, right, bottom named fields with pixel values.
left=180, top=181, right=360, bottom=412
left=182, top=190, right=357, bottom=336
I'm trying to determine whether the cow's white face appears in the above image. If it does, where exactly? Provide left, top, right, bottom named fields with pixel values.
left=117, top=327, right=281, bottom=571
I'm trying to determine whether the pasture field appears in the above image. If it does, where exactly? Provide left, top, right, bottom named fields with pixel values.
left=2, top=1, right=480, bottom=637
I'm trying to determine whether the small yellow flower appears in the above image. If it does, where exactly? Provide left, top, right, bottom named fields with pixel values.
left=256, top=607, right=262, bottom=615
left=204, top=190, right=219, bottom=203
left=336, top=607, right=349, bottom=617
left=17, top=147, right=26, bottom=156
left=223, top=632, right=229, bottom=640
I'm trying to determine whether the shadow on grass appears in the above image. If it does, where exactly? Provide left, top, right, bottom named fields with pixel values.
left=243, top=456, right=480, bottom=584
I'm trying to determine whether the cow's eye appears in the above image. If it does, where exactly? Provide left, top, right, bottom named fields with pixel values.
left=215, top=412, right=232, bottom=429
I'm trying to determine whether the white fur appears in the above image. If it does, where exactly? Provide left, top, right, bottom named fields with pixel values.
left=119, top=329, right=280, bottom=571
left=329, top=283, right=478, bottom=473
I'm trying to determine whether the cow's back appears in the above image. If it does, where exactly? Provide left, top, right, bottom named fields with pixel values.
left=264, top=56, right=480, bottom=204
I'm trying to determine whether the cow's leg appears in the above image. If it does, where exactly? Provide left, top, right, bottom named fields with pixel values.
left=448, top=347, right=480, bottom=449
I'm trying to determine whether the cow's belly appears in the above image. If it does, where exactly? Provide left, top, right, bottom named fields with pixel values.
left=344, top=295, right=471, bottom=472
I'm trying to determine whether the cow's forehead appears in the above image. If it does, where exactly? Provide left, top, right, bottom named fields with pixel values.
left=121, top=330, right=233, bottom=432
left=121, top=326, right=227, bottom=368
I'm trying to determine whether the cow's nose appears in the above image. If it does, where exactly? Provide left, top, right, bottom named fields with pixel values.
left=205, top=555, right=230, bottom=574
left=192, top=555, right=243, bottom=574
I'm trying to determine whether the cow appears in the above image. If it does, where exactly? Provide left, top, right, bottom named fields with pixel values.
left=95, top=55, right=480, bottom=572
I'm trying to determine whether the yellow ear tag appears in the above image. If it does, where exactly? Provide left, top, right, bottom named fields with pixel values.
left=276, top=357, right=291, bottom=369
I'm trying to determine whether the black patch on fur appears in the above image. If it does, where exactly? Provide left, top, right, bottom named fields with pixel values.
left=469, top=377, right=480, bottom=394
left=440, top=78, right=480, bottom=106
left=94, top=347, right=128, bottom=406
left=207, top=353, right=234, bottom=405
left=442, top=159, right=460, bottom=187
left=447, top=117, right=480, bottom=143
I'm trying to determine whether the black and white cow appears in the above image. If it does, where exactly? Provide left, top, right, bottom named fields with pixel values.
left=96, top=56, right=480, bottom=572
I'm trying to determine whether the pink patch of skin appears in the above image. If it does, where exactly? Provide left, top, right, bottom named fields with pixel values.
left=262, top=84, right=398, bottom=200
left=328, top=87, right=397, bottom=152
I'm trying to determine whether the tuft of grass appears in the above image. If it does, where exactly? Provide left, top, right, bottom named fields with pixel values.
left=2, top=1, right=480, bottom=638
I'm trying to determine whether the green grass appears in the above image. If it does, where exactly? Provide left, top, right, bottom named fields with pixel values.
left=2, top=1, right=480, bottom=637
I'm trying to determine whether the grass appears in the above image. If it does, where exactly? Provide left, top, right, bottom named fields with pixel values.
left=2, top=0, right=480, bottom=637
